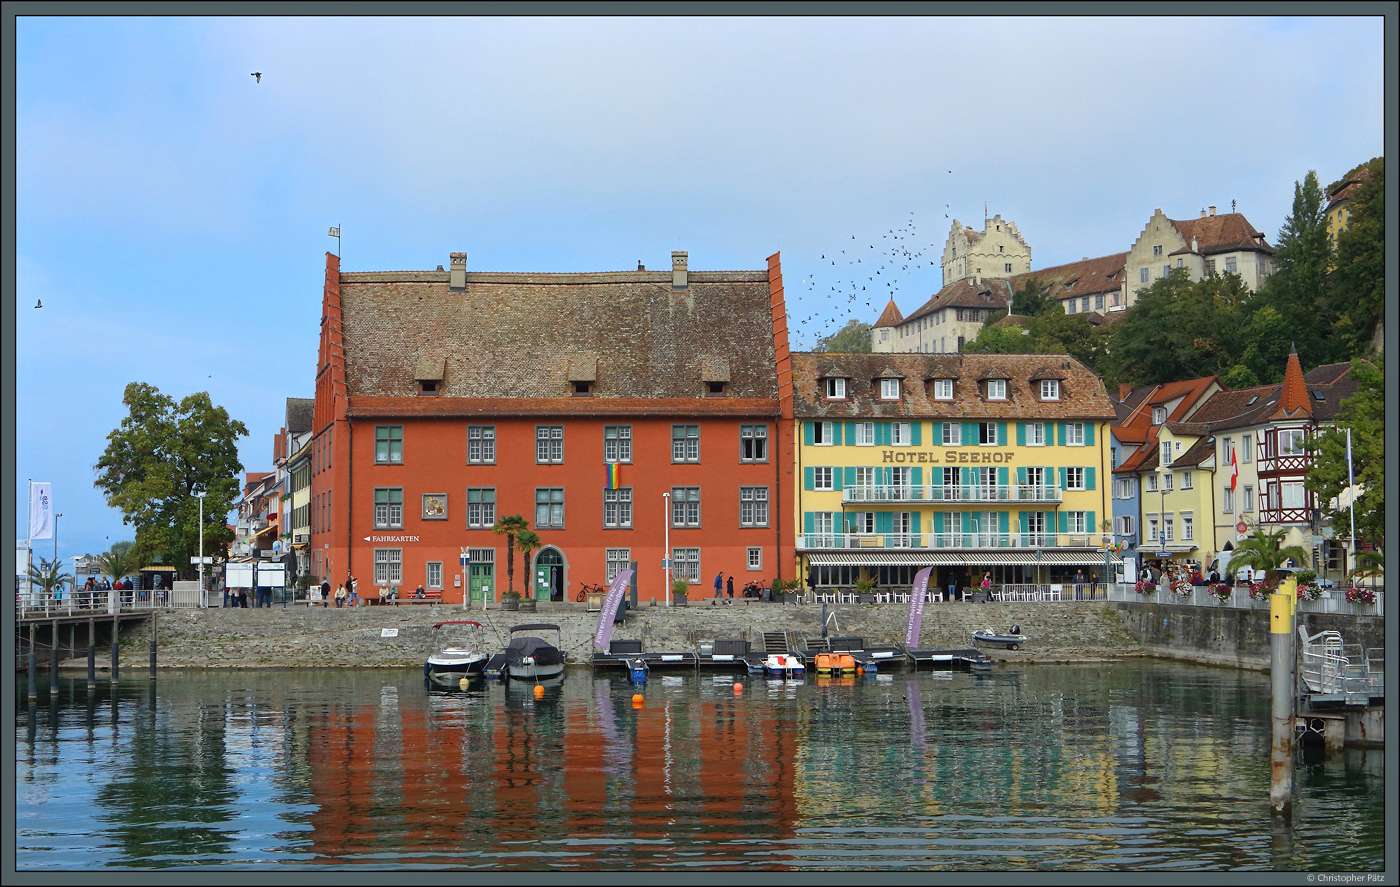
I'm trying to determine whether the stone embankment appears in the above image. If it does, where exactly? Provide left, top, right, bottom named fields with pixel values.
left=88, top=598, right=1145, bottom=670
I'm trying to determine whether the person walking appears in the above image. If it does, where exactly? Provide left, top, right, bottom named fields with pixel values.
left=980, top=572, right=992, bottom=602
left=1073, top=570, right=1085, bottom=600
left=725, top=575, right=734, bottom=602
left=346, top=574, right=358, bottom=607
left=947, top=573, right=959, bottom=602
left=713, top=571, right=724, bottom=599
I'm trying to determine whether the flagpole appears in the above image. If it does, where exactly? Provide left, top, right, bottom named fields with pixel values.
left=1346, top=428, right=1355, bottom=573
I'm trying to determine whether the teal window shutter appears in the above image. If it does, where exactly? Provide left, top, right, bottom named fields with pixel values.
left=1086, top=466, right=1096, bottom=490
left=1086, top=423, right=1095, bottom=446
left=803, top=422, right=813, bottom=446
left=875, top=511, right=892, bottom=533
left=1000, top=511, right=1010, bottom=533
left=911, top=422, right=922, bottom=445
left=911, top=511, right=921, bottom=534
left=962, top=422, right=977, bottom=445
left=932, top=422, right=943, bottom=446
left=1087, top=511, right=1096, bottom=534
left=1017, top=466, right=1026, bottom=485
left=1058, top=511, right=1068, bottom=534
left=1016, top=422, right=1025, bottom=446
left=998, top=466, right=1008, bottom=487
left=911, top=466, right=922, bottom=486
left=1058, top=466, right=1067, bottom=489
left=844, top=466, right=856, bottom=488
left=1057, top=422, right=1066, bottom=446
left=1019, top=510, right=1028, bottom=533
left=844, top=422, right=856, bottom=445
left=877, top=422, right=890, bottom=446
left=803, top=467, right=814, bottom=490
left=933, top=512, right=944, bottom=534
left=998, top=422, right=1007, bottom=446
left=832, top=468, right=843, bottom=491
left=803, top=512, right=814, bottom=534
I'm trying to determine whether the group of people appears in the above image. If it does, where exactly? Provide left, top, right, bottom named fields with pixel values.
left=317, top=575, right=359, bottom=607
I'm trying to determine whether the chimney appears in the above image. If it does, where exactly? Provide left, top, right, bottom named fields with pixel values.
left=1200, top=208, right=1207, bottom=219
left=1191, top=236, right=1198, bottom=253
left=449, top=252, right=467, bottom=290
left=671, top=251, right=688, bottom=289
left=1118, top=382, right=1131, bottom=400
left=1208, top=206, right=1216, bottom=217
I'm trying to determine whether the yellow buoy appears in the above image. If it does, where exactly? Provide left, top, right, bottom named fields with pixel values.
left=631, top=693, right=644, bottom=704
left=533, top=684, right=544, bottom=698
left=459, top=677, right=469, bottom=690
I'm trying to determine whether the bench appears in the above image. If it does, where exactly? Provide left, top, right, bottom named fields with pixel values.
left=395, top=590, right=442, bottom=605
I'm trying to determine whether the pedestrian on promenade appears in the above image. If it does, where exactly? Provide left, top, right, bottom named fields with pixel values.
left=1073, top=570, right=1085, bottom=599
left=713, top=572, right=723, bottom=599
left=726, top=575, right=734, bottom=601
left=947, top=573, right=959, bottom=602
left=980, top=572, right=992, bottom=602
left=347, top=575, right=358, bottom=607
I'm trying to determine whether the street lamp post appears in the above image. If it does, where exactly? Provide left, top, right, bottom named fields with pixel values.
left=196, top=492, right=206, bottom=608
left=662, top=492, right=671, bottom=608
left=53, top=513, right=62, bottom=566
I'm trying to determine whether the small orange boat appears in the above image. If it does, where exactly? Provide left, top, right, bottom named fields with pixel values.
left=814, top=652, right=857, bottom=674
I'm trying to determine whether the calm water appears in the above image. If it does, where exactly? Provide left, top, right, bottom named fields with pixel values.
left=14, top=662, right=1386, bottom=872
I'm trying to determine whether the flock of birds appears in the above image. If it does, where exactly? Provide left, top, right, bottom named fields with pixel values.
left=789, top=205, right=955, bottom=350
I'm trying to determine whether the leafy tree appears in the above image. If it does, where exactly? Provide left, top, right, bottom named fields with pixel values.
left=1233, top=304, right=1296, bottom=385
left=1010, top=276, right=1054, bottom=316
left=1304, top=357, right=1384, bottom=548
left=1028, top=310, right=1108, bottom=372
left=94, top=383, right=246, bottom=579
left=813, top=319, right=873, bottom=353
left=964, top=321, right=1031, bottom=354
left=1328, top=158, right=1384, bottom=357
left=1101, top=269, right=1249, bottom=386
left=93, top=540, right=141, bottom=585
left=1225, top=529, right=1312, bottom=583
left=490, top=514, right=530, bottom=595
left=27, top=558, right=72, bottom=600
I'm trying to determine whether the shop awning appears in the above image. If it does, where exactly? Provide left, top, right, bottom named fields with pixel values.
left=805, top=552, right=967, bottom=566
left=805, top=550, right=1122, bottom=568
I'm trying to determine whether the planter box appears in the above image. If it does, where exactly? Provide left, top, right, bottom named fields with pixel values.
left=501, top=598, right=520, bottom=611
left=673, top=596, right=688, bottom=607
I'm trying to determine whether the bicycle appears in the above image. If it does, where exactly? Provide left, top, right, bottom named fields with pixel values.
left=575, top=581, right=607, bottom=602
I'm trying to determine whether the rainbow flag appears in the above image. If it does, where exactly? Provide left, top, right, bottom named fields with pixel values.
left=604, top=462, right=621, bottom=491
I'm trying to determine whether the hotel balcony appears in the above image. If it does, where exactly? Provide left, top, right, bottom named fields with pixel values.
left=798, top=531, right=1104, bottom=551
left=840, top=484, right=1063, bottom=505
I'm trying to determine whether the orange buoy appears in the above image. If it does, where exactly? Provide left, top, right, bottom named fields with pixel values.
left=631, top=693, right=643, bottom=704
left=732, top=682, right=743, bottom=694
left=532, top=684, right=544, bottom=698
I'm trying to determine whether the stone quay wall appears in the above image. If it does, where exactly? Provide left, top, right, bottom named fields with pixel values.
left=86, top=598, right=1146, bottom=670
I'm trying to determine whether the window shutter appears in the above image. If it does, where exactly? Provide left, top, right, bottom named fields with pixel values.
left=911, top=422, right=922, bottom=446
left=832, top=469, right=843, bottom=491
left=1086, top=423, right=1095, bottom=446
left=1019, top=510, right=1028, bottom=533
left=910, top=466, right=922, bottom=487
left=962, top=422, right=977, bottom=445
left=1057, top=422, right=1066, bottom=446
left=998, top=422, right=1007, bottom=446
left=875, top=511, right=892, bottom=534
left=803, top=467, right=814, bottom=491
left=1059, top=466, right=1067, bottom=490
left=1058, top=511, right=1069, bottom=534
left=843, top=466, right=855, bottom=488
left=911, top=511, right=921, bottom=534
left=803, top=512, right=814, bottom=534
left=1017, top=466, right=1027, bottom=486
left=803, top=422, right=814, bottom=446
left=933, top=512, right=944, bottom=534
left=1087, top=511, right=1096, bottom=534
left=1000, top=511, right=1010, bottom=533
left=877, top=422, right=890, bottom=446
left=1016, top=422, right=1026, bottom=446
left=1085, top=466, right=1095, bottom=490
left=844, top=422, right=856, bottom=445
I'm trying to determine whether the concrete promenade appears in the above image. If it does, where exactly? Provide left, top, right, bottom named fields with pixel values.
left=65, top=598, right=1146, bottom=670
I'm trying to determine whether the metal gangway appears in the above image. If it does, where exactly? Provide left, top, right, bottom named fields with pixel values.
left=1298, top=626, right=1383, bottom=706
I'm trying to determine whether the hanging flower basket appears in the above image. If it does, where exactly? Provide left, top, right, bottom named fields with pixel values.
left=1247, top=581, right=1274, bottom=602
left=1295, top=582, right=1324, bottom=602
left=1169, top=578, right=1193, bottom=599
left=1345, top=586, right=1376, bottom=606
left=1134, top=579, right=1157, bottom=596
left=1209, top=583, right=1232, bottom=604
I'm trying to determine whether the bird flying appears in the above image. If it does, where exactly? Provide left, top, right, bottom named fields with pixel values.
left=252, top=72, right=262, bottom=83
left=35, top=299, right=42, bottom=308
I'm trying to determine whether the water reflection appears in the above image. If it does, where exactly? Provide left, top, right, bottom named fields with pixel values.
left=15, top=663, right=1386, bottom=871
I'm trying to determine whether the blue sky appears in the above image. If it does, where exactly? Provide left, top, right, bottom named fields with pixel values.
left=12, top=12, right=1389, bottom=566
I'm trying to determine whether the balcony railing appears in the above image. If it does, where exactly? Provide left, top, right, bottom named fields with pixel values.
left=799, top=531, right=1099, bottom=550
left=841, top=484, right=1063, bottom=504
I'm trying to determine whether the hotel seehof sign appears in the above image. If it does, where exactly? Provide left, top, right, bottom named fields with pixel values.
left=878, top=448, right=1018, bottom=464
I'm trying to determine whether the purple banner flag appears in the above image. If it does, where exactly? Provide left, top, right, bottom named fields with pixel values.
left=902, top=567, right=932, bottom=648
left=592, top=568, right=634, bottom=651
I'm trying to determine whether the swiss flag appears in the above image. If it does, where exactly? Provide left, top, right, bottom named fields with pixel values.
left=1229, top=448, right=1239, bottom=491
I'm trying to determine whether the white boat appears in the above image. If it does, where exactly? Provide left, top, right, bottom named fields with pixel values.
left=971, top=625, right=1028, bottom=651
left=485, top=623, right=567, bottom=681
left=762, top=653, right=806, bottom=679
left=424, top=620, right=489, bottom=688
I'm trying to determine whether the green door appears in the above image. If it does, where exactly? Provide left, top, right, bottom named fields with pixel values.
left=468, top=563, right=493, bottom=604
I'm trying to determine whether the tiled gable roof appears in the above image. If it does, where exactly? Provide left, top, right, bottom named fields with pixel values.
left=901, top=277, right=1013, bottom=324
left=791, top=352, right=1113, bottom=420
left=1165, top=362, right=1361, bottom=433
left=1009, top=252, right=1127, bottom=300
left=1171, top=435, right=1216, bottom=469
left=1170, top=213, right=1272, bottom=256
left=874, top=299, right=904, bottom=327
left=285, top=398, right=313, bottom=434
left=337, top=267, right=779, bottom=404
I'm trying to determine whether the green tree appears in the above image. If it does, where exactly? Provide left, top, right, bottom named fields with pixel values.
left=1250, top=170, right=1338, bottom=368
left=1102, top=269, right=1249, bottom=386
left=963, top=321, right=1031, bottom=354
left=1027, top=310, right=1109, bottom=373
left=94, top=383, right=246, bottom=579
left=491, top=514, right=530, bottom=595
left=27, top=558, right=72, bottom=600
left=1225, top=529, right=1312, bottom=583
left=813, top=319, right=873, bottom=353
left=1328, top=158, right=1384, bottom=358
left=1010, top=276, right=1054, bottom=316
left=515, top=529, right=542, bottom=599
left=1304, top=357, right=1383, bottom=548
left=93, top=540, right=141, bottom=585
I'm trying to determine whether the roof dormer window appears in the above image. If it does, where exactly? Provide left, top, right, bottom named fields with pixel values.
left=987, top=379, right=1006, bottom=400
left=1039, top=379, right=1060, bottom=401
left=932, top=378, right=953, bottom=401
left=1152, top=406, right=1166, bottom=424
left=878, top=378, right=900, bottom=400
left=824, top=377, right=847, bottom=400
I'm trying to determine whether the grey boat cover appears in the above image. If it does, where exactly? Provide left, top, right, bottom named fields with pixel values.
left=506, top=636, right=557, bottom=659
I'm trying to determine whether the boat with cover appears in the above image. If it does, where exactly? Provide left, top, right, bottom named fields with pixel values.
left=971, top=624, right=1028, bottom=651
left=424, top=620, right=489, bottom=688
left=485, top=623, right=567, bottom=681
left=762, top=653, right=806, bottom=678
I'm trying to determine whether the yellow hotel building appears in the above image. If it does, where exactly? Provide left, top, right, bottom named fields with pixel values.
left=791, top=352, right=1118, bottom=596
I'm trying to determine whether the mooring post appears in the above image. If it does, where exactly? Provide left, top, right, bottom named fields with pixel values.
left=87, top=618, right=96, bottom=689
left=148, top=612, right=157, bottom=681
left=28, top=621, right=38, bottom=701
left=110, top=614, right=120, bottom=683
left=1269, top=578, right=1297, bottom=819
left=50, top=619, right=60, bottom=688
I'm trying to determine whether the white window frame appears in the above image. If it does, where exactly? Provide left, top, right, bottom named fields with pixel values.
left=606, top=548, right=631, bottom=582
left=1222, top=487, right=1234, bottom=514
left=812, top=422, right=836, bottom=446
left=535, top=425, right=564, bottom=464
left=987, top=379, right=1007, bottom=400
left=671, top=547, right=700, bottom=583
left=672, top=425, right=700, bottom=462
left=942, top=422, right=961, bottom=446
left=1241, top=433, right=1252, bottom=463
left=813, top=467, right=833, bottom=491
left=1027, top=422, right=1046, bottom=446
left=1152, top=407, right=1166, bottom=425
left=933, top=378, right=953, bottom=400
left=374, top=488, right=403, bottom=529
left=1065, top=511, right=1088, bottom=534
left=890, top=422, right=912, bottom=445
left=1181, top=513, right=1194, bottom=541
left=1065, top=467, right=1085, bottom=490
left=855, top=422, right=876, bottom=446
left=740, top=425, right=768, bottom=462
left=374, top=548, right=402, bottom=586
left=467, top=425, right=495, bottom=464
left=1182, top=470, right=1192, bottom=489
left=978, top=422, right=998, bottom=445
left=1280, top=481, right=1306, bottom=509
left=739, top=486, right=769, bottom=527
left=1146, top=474, right=1158, bottom=493
left=603, top=487, right=632, bottom=528
left=746, top=547, right=762, bottom=571
left=1039, top=379, right=1060, bottom=400
left=426, top=561, right=443, bottom=590
left=1242, top=484, right=1254, bottom=512
left=375, top=425, right=404, bottom=465
left=879, top=378, right=900, bottom=400
left=670, top=486, right=701, bottom=527
left=824, top=377, right=847, bottom=400
left=1066, top=423, right=1086, bottom=446
left=603, top=425, right=632, bottom=463
left=466, top=488, right=495, bottom=528
left=1279, top=428, right=1306, bottom=456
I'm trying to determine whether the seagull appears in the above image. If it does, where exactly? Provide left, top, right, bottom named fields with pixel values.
left=252, top=72, right=262, bottom=83
left=34, top=299, right=42, bottom=308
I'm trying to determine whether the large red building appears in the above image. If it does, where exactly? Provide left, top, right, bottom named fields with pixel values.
left=310, top=250, right=794, bottom=604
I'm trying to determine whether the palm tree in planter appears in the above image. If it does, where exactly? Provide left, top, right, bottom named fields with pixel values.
left=27, top=558, right=72, bottom=605
left=490, top=514, right=531, bottom=598
left=93, top=541, right=140, bottom=599
left=1226, top=529, right=1311, bottom=597
left=514, top=529, right=542, bottom=609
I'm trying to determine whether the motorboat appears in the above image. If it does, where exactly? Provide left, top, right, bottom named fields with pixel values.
left=624, top=656, right=649, bottom=684
left=423, top=620, right=489, bottom=689
left=971, top=624, right=1028, bottom=651
left=484, top=623, right=567, bottom=681
left=813, top=652, right=858, bottom=675
left=762, top=653, right=806, bottom=679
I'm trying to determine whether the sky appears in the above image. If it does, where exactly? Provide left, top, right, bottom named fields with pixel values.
left=10, top=11, right=1391, bottom=569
